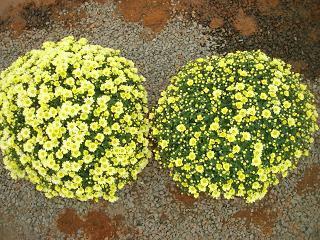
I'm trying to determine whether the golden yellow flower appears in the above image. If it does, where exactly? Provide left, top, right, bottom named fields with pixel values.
left=176, top=124, right=186, bottom=132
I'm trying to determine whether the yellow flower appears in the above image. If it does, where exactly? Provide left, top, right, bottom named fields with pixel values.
left=237, top=170, right=246, bottom=181
left=254, top=142, right=263, bottom=151
left=273, top=105, right=281, bottom=114
left=111, top=123, right=120, bottom=131
left=159, top=140, right=169, bottom=149
left=232, top=145, right=240, bottom=153
left=218, top=60, right=226, bottom=68
left=260, top=93, right=268, bottom=100
left=195, top=165, right=204, bottom=173
left=209, top=122, right=219, bottom=131
left=174, top=158, right=183, bottom=167
left=268, top=84, right=278, bottom=92
left=197, top=114, right=203, bottom=121
left=238, top=69, right=248, bottom=77
left=233, top=114, right=243, bottom=123
left=188, top=186, right=197, bottom=194
left=235, top=92, right=243, bottom=101
left=206, top=151, right=215, bottom=159
left=221, top=107, right=228, bottom=114
left=283, top=101, right=291, bottom=109
left=188, top=151, right=196, bottom=160
left=176, top=124, right=186, bottom=132
left=211, top=189, right=221, bottom=198
left=271, top=129, right=280, bottom=138
left=189, top=138, right=197, bottom=146
left=287, top=117, right=296, bottom=126
left=252, top=156, right=261, bottom=166
left=187, top=79, right=194, bottom=86
left=38, top=149, right=47, bottom=160
left=241, top=132, right=251, bottom=141
left=255, top=63, right=264, bottom=70
left=226, top=134, right=236, bottom=142
left=235, top=102, right=243, bottom=109
left=262, top=109, right=271, bottom=118
left=294, top=150, right=302, bottom=158
left=200, top=178, right=209, bottom=187
left=252, top=182, right=261, bottom=189
left=298, top=93, right=304, bottom=100
left=95, top=133, right=105, bottom=142
left=222, top=162, right=230, bottom=171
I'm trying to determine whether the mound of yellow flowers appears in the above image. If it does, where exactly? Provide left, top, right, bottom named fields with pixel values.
left=0, top=36, right=150, bottom=202
left=151, top=50, right=318, bottom=203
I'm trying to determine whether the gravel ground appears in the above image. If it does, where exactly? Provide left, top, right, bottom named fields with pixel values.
left=0, top=1, right=319, bottom=240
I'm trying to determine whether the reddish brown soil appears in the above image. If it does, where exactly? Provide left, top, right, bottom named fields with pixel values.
left=56, top=208, right=131, bottom=239
left=0, top=0, right=90, bottom=34
left=83, top=210, right=118, bottom=240
left=56, top=208, right=83, bottom=236
left=167, top=184, right=197, bottom=206
left=175, top=0, right=238, bottom=21
left=0, top=0, right=55, bottom=18
left=142, top=7, right=170, bottom=32
left=295, top=164, right=320, bottom=195
left=233, top=206, right=278, bottom=236
left=117, top=0, right=171, bottom=32
left=209, top=17, right=224, bottom=29
left=233, top=8, right=258, bottom=36
left=9, top=16, right=26, bottom=36
left=257, top=0, right=280, bottom=14
left=51, top=8, right=87, bottom=28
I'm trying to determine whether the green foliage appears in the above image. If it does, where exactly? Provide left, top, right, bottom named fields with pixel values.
left=151, top=50, right=318, bottom=203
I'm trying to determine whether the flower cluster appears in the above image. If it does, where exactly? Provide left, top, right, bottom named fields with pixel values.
left=151, top=50, right=318, bottom=203
left=0, top=36, right=150, bottom=202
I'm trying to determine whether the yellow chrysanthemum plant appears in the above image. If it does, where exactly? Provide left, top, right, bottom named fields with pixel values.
left=151, top=50, right=318, bottom=203
left=0, top=36, right=150, bottom=202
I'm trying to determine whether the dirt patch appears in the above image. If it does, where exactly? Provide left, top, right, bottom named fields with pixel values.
left=51, top=8, right=87, bottom=28
left=117, top=0, right=171, bottom=32
left=257, top=0, right=279, bottom=14
left=116, top=0, right=145, bottom=22
left=230, top=190, right=282, bottom=236
left=233, top=8, right=258, bottom=36
left=174, top=1, right=259, bottom=35
left=295, top=164, right=320, bottom=195
left=209, top=16, right=224, bottom=29
left=233, top=206, right=278, bottom=236
left=83, top=210, right=119, bottom=240
left=56, top=208, right=83, bottom=236
left=289, top=60, right=309, bottom=74
left=9, top=16, right=26, bottom=36
left=21, top=2, right=52, bottom=29
left=0, top=0, right=89, bottom=35
left=56, top=208, right=131, bottom=239
left=0, top=0, right=56, bottom=22
left=142, top=7, right=170, bottom=32
left=167, top=184, right=197, bottom=206
left=175, top=0, right=238, bottom=23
